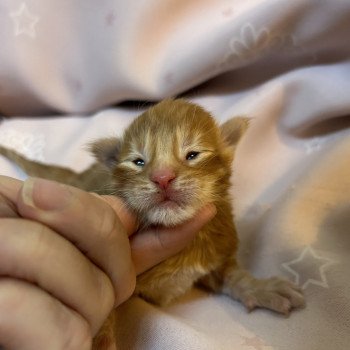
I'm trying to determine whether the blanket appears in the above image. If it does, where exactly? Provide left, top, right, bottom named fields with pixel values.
left=1, top=1, right=349, bottom=349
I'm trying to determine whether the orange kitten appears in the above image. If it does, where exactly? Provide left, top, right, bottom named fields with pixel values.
left=0, top=99, right=304, bottom=349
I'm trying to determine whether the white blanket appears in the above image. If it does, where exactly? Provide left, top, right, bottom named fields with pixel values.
left=1, top=1, right=350, bottom=349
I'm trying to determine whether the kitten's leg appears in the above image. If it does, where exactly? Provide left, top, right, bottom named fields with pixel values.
left=0, top=146, right=112, bottom=193
left=200, top=257, right=305, bottom=315
left=93, top=269, right=195, bottom=349
left=92, top=267, right=199, bottom=348
left=136, top=265, right=203, bottom=306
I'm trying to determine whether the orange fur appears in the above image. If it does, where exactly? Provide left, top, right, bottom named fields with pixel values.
left=92, top=100, right=304, bottom=349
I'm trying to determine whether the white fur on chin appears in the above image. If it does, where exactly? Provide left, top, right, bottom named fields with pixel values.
left=146, top=204, right=197, bottom=227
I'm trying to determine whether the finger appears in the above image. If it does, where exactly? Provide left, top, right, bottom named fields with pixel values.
left=0, top=176, right=22, bottom=201
left=17, top=178, right=136, bottom=306
left=97, top=194, right=138, bottom=236
left=0, top=218, right=114, bottom=335
left=0, top=192, right=18, bottom=218
left=131, top=204, right=217, bottom=274
left=0, top=278, right=91, bottom=350
left=0, top=176, right=23, bottom=217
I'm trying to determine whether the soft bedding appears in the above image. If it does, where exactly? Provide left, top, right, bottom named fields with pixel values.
left=1, top=0, right=350, bottom=349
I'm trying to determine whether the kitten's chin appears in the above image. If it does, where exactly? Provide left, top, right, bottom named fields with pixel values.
left=146, top=204, right=197, bottom=227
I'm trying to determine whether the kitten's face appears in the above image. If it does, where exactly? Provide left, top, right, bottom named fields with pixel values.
left=94, top=100, right=236, bottom=227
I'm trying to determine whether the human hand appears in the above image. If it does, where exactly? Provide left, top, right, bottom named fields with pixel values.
left=0, top=176, right=216, bottom=350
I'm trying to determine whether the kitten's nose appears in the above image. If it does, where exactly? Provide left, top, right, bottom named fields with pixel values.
left=151, top=168, right=176, bottom=190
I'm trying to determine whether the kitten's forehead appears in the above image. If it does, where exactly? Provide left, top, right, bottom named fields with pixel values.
left=124, top=100, right=219, bottom=151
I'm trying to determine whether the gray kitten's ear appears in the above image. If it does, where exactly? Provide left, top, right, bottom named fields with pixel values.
left=220, top=117, right=250, bottom=146
left=89, top=137, right=121, bottom=169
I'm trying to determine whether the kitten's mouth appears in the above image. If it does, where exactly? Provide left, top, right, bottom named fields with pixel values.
left=158, top=199, right=179, bottom=209
left=146, top=189, right=196, bottom=226
left=154, top=190, right=186, bottom=209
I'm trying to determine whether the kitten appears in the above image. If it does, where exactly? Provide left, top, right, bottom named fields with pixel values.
left=0, top=99, right=304, bottom=347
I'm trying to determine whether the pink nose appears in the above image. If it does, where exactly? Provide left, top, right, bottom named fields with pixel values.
left=151, top=168, right=176, bottom=190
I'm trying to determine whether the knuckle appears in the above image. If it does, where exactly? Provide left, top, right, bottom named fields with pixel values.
left=94, top=271, right=115, bottom=319
left=115, top=266, right=136, bottom=306
left=97, top=205, right=120, bottom=243
left=49, top=293, right=93, bottom=350
left=125, top=274, right=137, bottom=300
left=27, top=221, right=56, bottom=262
left=0, top=193, right=18, bottom=217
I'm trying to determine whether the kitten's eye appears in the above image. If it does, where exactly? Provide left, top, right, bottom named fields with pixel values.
left=186, top=151, right=200, bottom=161
left=132, top=158, right=145, bottom=167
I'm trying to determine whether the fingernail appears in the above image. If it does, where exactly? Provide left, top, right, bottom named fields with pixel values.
left=21, top=178, right=73, bottom=211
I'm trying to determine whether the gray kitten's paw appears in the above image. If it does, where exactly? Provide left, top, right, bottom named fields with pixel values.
left=239, top=277, right=305, bottom=315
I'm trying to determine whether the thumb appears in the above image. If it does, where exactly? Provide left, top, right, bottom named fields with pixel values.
left=130, top=204, right=217, bottom=275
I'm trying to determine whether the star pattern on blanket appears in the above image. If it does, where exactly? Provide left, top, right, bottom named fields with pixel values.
left=10, top=2, right=39, bottom=38
left=241, top=335, right=270, bottom=350
left=282, top=246, right=337, bottom=290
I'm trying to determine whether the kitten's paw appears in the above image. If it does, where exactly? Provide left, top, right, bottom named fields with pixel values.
left=239, top=277, right=305, bottom=315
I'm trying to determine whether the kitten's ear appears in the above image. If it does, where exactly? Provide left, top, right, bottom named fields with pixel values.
left=89, top=137, right=121, bottom=169
left=220, top=117, right=250, bottom=146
